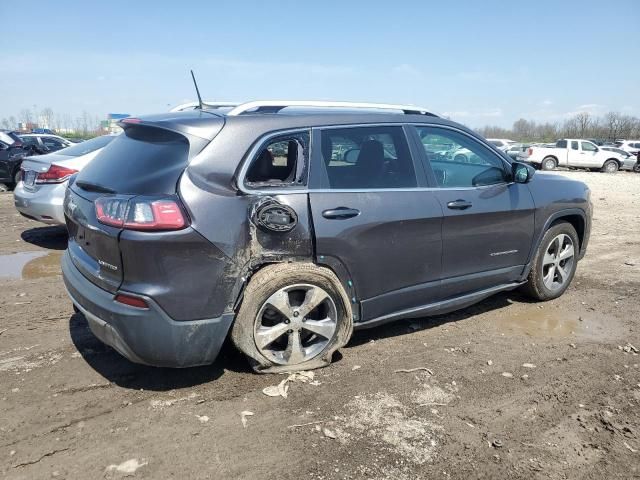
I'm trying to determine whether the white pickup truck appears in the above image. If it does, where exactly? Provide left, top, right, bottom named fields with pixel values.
left=525, top=139, right=624, bottom=173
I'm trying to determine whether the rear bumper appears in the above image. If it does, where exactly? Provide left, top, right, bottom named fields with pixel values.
left=61, top=250, right=234, bottom=368
left=13, top=181, right=66, bottom=225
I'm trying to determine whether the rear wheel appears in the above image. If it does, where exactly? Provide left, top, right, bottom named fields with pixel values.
left=633, top=162, right=640, bottom=173
left=601, top=159, right=619, bottom=173
left=522, top=222, right=579, bottom=301
left=231, top=263, right=353, bottom=373
left=541, top=157, right=557, bottom=171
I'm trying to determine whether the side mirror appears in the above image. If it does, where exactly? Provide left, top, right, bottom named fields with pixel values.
left=512, top=161, right=535, bottom=184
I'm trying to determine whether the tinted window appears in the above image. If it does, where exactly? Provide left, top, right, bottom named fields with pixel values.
left=57, top=135, right=116, bottom=157
left=19, top=136, right=38, bottom=146
left=319, top=126, right=416, bottom=189
left=42, top=137, right=65, bottom=148
left=76, top=126, right=190, bottom=195
left=416, top=126, right=508, bottom=188
left=245, top=132, right=309, bottom=187
left=489, top=140, right=503, bottom=147
left=557, top=140, right=567, bottom=148
left=571, top=141, right=579, bottom=150
left=581, top=142, right=597, bottom=152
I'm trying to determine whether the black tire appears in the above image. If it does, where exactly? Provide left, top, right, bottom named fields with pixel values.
left=0, top=183, right=9, bottom=193
left=633, top=162, right=640, bottom=173
left=541, top=157, right=557, bottom=171
left=600, top=159, right=619, bottom=173
left=231, top=262, right=353, bottom=373
left=521, top=222, right=579, bottom=301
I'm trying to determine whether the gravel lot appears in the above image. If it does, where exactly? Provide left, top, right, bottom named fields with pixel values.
left=1, top=171, right=639, bottom=480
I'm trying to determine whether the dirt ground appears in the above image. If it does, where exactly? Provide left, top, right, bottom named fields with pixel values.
left=1, top=171, right=639, bottom=480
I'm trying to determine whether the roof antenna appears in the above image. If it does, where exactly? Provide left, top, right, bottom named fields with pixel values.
left=190, top=69, right=204, bottom=110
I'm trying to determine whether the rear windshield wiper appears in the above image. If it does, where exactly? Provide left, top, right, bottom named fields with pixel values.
left=75, top=181, right=116, bottom=194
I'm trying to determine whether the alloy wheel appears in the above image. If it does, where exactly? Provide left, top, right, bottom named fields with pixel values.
left=542, top=234, right=575, bottom=291
left=254, top=284, right=338, bottom=365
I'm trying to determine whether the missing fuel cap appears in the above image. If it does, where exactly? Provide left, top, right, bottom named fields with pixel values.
left=254, top=200, right=298, bottom=233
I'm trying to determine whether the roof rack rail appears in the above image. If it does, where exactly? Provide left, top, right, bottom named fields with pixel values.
left=169, top=101, right=241, bottom=113
left=225, top=100, right=437, bottom=117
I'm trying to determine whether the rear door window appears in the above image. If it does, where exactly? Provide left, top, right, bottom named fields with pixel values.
left=244, top=131, right=309, bottom=188
left=571, top=141, right=579, bottom=150
left=317, top=126, right=416, bottom=189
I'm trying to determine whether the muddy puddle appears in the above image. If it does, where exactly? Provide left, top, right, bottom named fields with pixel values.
left=495, top=308, right=581, bottom=337
left=0, top=251, right=62, bottom=280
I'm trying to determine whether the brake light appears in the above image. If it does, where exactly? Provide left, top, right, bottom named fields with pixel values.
left=121, top=118, right=141, bottom=124
left=36, top=164, right=78, bottom=184
left=95, top=196, right=188, bottom=231
left=114, top=293, right=149, bottom=309
left=528, top=148, right=533, bottom=156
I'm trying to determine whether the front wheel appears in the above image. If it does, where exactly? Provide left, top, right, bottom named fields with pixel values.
left=601, top=159, right=619, bottom=173
left=231, top=263, right=353, bottom=373
left=521, top=222, right=579, bottom=301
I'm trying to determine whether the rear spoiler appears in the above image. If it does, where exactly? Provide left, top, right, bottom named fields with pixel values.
left=119, top=111, right=225, bottom=142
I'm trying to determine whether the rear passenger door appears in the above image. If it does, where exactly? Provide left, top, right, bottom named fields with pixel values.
left=308, top=125, right=443, bottom=323
left=412, top=125, right=535, bottom=298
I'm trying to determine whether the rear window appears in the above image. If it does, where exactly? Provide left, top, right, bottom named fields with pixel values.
left=75, top=126, right=191, bottom=195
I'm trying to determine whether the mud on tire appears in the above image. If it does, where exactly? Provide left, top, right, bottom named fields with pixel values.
left=231, top=262, right=353, bottom=373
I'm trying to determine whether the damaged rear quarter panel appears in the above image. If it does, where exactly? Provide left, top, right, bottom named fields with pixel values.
left=179, top=172, right=313, bottom=317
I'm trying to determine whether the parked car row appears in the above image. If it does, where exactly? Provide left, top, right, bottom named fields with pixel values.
left=0, top=130, right=84, bottom=190
left=516, top=138, right=639, bottom=173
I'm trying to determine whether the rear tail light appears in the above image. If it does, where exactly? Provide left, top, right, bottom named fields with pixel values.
left=95, top=196, right=188, bottom=231
left=528, top=148, right=533, bottom=156
left=36, top=164, right=78, bottom=184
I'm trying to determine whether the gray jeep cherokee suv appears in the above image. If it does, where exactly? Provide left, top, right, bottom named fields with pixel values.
left=61, top=101, right=592, bottom=372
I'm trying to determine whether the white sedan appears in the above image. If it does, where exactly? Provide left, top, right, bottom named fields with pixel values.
left=14, top=135, right=117, bottom=224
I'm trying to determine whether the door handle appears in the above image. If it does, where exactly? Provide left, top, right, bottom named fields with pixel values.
left=322, top=207, right=360, bottom=219
left=446, top=199, right=472, bottom=210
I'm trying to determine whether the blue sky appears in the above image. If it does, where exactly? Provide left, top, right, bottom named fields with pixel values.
left=1, top=0, right=638, bottom=128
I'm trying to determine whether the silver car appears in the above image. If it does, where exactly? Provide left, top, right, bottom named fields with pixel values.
left=14, top=135, right=116, bottom=224
left=600, top=146, right=638, bottom=171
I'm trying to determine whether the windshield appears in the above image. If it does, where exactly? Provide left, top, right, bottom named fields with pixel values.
left=57, top=135, right=117, bottom=157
